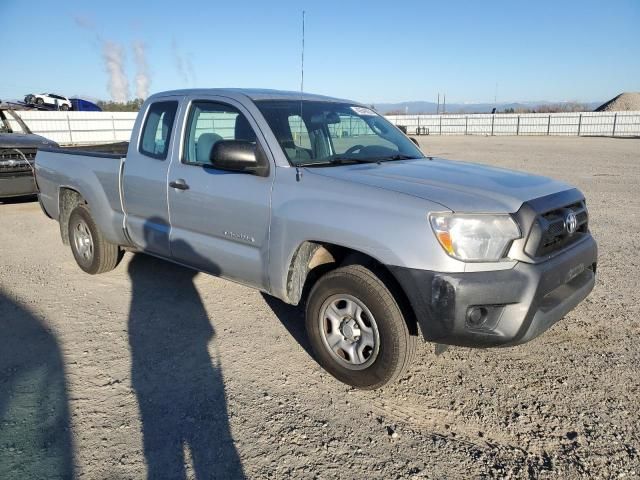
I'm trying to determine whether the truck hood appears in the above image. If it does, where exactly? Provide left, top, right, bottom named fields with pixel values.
left=306, top=157, right=573, bottom=213
left=0, top=133, right=58, bottom=149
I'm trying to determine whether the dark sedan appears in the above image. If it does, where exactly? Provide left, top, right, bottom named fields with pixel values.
left=1, top=108, right=59, bottom=199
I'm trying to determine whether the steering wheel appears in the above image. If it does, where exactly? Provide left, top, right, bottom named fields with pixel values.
left=345, top=144, right=365, bottom=155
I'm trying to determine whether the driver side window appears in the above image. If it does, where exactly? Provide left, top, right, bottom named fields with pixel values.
left=184, top=101, right=257, bottom=165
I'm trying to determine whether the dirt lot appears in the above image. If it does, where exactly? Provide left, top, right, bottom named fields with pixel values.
left=1, top=136, right=639, bottom=479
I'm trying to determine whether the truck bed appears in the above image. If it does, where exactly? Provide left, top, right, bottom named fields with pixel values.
left=35, top=147, right=129, bottom=246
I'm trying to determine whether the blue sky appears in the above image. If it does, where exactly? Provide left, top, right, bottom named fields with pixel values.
left=1, top=0, right=638, bottom=104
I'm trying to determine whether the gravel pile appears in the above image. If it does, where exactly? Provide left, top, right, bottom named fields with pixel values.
left=595, top=92, right=640, bottom=112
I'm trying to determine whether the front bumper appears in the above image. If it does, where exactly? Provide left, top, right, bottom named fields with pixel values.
left=390, top=235, right=597, bottom=348
left=0, top=174, right=37, bottom=198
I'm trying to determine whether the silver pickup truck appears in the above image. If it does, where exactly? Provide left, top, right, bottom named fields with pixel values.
left=35, top=89, right=597, bottom=389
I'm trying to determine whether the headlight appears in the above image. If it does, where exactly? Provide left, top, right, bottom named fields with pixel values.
left=429, top=213, right=521, bottom=262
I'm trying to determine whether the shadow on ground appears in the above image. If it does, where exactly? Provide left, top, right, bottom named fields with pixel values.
left=0, top=289, right=74, bottom=480
left=127, top=252, right=244, bottom=479
left=260, top=293, right=313, bottom=358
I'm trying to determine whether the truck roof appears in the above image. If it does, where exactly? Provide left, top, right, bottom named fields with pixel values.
left=150, top=88, right=359, bottom=105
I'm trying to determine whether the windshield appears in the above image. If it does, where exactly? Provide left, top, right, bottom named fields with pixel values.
left=255, top=100, right=423, bottom=166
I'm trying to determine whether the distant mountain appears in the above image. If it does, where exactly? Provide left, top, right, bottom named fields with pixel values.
left=373, top=100, right=602, bottom=114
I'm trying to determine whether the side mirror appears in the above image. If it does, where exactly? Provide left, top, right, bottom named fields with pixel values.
left=210, top=140, right=269, bottom=177
left=409, top=137, right=420, bottom=147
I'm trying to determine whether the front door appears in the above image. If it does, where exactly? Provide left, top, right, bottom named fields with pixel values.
left=166, top=97, right=274, bottom=289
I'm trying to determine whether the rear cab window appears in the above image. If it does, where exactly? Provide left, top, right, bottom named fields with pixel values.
left=139, top=101, right=179, bottom=160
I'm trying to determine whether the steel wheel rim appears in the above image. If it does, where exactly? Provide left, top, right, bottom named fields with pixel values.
left=318, top=294, right=380, bottom=370
left=73, top=219, right=94, bottom=263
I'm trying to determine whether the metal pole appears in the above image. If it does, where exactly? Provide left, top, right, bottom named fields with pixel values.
left=516, top=115, right=520, bottom=136
left=112, top=115, right=117, bottom=141
left=612, top=113, right=618, bottom=136
left=577, top=114, right=582, bottom=136
left=547, top=115, right=551, bottom=135
left=491, top=115, right=494, bottom=136
left=439, top=115, right=442, bottom=135
left=66, top=114, right=73, bottom=145
left=465, top=115, right=468, bottom=135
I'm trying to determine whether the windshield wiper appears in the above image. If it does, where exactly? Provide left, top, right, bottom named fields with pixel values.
left=297, top=154, right=421, bottom=168
left=298, top=156, right=380, bottom=167
left=329, top=156, right=382, bottom=165
left=373, top=154, right=421, bottom=162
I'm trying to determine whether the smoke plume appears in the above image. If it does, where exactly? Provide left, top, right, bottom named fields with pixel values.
left=102, top=41, right=129, bottom=102
left=132, top=41, right=150, bottom=99
left=172, top=38, right=195, bottom=86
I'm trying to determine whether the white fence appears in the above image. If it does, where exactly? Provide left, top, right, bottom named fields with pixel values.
left=386, top=111, right=640, bottom=137
left=5, top=110, right=640, bottom=146
left=6, top=111, right=137, bottom=145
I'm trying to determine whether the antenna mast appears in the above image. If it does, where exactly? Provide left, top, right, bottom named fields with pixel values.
left=301, top=10, right=305, bottom=93
left=296, top=10, right=306, bottom=182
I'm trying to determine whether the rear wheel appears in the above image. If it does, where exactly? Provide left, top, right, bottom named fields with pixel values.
left=68, top=205, right=122, bottom=274
left=305, top=264, right=416, bottom=389
left=61, top=104, right=69, bottom=111
left=36, top=97, right=44, bottom=105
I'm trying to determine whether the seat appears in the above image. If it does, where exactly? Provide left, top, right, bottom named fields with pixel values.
left=235, top=115, right=257, bottom=142
left=196, top=132, right=222, bottom=163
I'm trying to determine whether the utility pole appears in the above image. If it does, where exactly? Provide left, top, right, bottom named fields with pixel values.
left=437, top=93, right=440, bottom=115
left=443, top=94, right=446, bottom=114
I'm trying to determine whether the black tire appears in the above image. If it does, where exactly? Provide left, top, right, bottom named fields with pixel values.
left=36, top=97, right=44, bottom=105
left=61, top=104, right=69, bottom=111
left=305, top=264, right=416, bottom=389
left=68, top=205, right=122, bottom=274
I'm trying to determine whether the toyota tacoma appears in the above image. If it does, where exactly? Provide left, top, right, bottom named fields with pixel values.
left=34, top=89, right=597, bottom=389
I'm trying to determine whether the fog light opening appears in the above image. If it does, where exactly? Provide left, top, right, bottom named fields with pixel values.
left=466, top=306, right=488, bottom=327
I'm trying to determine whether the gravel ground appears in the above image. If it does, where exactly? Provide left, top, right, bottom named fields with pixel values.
left=1, top=136, right=639, bottom=479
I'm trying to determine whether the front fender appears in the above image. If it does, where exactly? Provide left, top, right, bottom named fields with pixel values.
left=267, top=167, right=462, bottom=301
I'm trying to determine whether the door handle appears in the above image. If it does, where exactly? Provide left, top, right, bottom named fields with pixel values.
left=169, top=179, right=189, bottom=190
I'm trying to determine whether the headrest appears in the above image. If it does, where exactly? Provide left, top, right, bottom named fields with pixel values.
left=196, top=132, right=222, bottom=163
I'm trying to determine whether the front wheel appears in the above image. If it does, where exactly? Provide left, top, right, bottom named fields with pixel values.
left=305, top=264, right=416, bottom=389
left=61, top=104, right=69, bottom=111
left=68, top=205, right=123, bottom=274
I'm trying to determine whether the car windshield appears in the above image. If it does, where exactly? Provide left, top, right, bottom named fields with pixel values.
left=255, top=100, right=423, bottom=166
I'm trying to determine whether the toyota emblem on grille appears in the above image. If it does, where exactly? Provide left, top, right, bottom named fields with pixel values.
left=565, top=211, right=578, bottom=235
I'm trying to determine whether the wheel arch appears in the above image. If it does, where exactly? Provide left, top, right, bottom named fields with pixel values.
left=285, top=240, right=419, bottom=336
left=58, top=187, right=87, bottom=245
